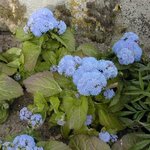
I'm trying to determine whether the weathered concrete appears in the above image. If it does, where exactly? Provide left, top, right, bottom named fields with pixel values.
left=19, top=0, right=65, bottom=17
left=0, top=0, right=150, bottom=51
left=113, top=0, right=150, bottom=51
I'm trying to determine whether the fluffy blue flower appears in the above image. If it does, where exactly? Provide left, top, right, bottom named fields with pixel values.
left=25, top=8, right=57, bottom=36
left=73, top=68, right=85, bottom=85
left=29, top=114, right=43, bottom=128
left=110, top=134, right=118, bottom=142
left=57, top=20, right=67, bottom=35
left=128, top=41, right=142, bottom=61
left=13, top=134, right=35, bottom=148
left=99, top=131, right=111, bottom=143
left=2, top=142, right=14, bottom=150
left=113, top=34, right=142, bottom=63
left=34, top=147, right=44, bottom=150
left=74, top=56, right=82, bottom=65
left=14, top=73, right=21, bottom=81
left=112, top=39, right=126, bottom=54
left=77, top=71, right=107, bottom=96
left=19, top=107, right=32, bottom=121
left=58, top=55, right=77, bottom=77
left=57, top=120, right=66, bottom=126
left=50, top=65, right=58, bottom=72
left=79, top=57, right=98, bottom=72
left=103, top=89, right=115, bottom=99
left=98, top=60, right=118, bottom=79
left=117, top=48, right=135, bottom=65
left=121, top=32, right=139, bottom=42
left=85, top=115, right=93, bottom=125
left=25, top=8, right=67, bottom=37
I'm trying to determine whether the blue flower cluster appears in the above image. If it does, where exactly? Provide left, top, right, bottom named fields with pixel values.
left=19, top=107, right=43, bottom=129
left=103, top=89, right=115, bottom=100
left=99, top=131, right=118, bottom=143
left=97, top=60, right=118, bottom=79
left=57, top=56, right=118, bottom=96
left=50, top=65, right=58, bottom=72
left=85, top=115, right=93, bottom=126
left=112, top=32, right=142, bottom=65
left=13, top=73, right=21, bottom=81
left=24, top=8, right=67, bottom=37
left=57, top=120, right=66, bottom=126
left=19, top=107, right=32, bottom=121
left=2, top=134, right=43, bottom=150
left=29, top=114, right=43, bottom=129
left=77, top=71, right=107, bottom=96
left=58, top=55, right=82, bottom=77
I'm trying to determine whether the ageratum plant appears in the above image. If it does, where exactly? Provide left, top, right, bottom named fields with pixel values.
left=0, top=7, right=150, bottom=150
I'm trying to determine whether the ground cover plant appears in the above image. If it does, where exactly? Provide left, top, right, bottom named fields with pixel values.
left=0, top=8, right=150, bottom=150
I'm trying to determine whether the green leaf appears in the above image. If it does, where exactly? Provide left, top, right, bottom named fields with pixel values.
left=37, top=141, right=71, bottom=150
left=45, top=39, right=60, bottom=50
left=125, top=91, right=150, bottom=97
left=33, top=92, right=48, bottom=113
left=56, top=47, right=71, bottom=62
left=49, top=96, right=60, bottom=113
left=35, top=62, right=50, bottom=72
left=0, top=108, right=9, bottom=123
left=87, top=98, right=95, bottom=118
left=49, top=111, right=65, bottom=125
left=74, top=126, right=99, bottom=136
left=2, top=48, right=22, bottom=62
left=130, top=140, right=150, bottom=150
left=22, top=41, right=41, bottom=71
left=42, top=51, right=57, bottom=65
left=23, top=71, right=62, bottom=97
left=77, top=43, right=99, bottom=57
left=69, top=134, right=111, bottom=150
left=0, top=73, right=23, bottom=101
left=0, top=55, right=7, bottom=63
left=15, top=27, right=33, bottom=41
left=53, top=73, right=74, bottom=89
left=119, top=111, right=135, bottom=117
left=125, top=104, right=136, bottom=112
left=139, top=71, right=144, bottom=90
left=139, top=122, right=150, bottom=131
left=120, top=117, right=134, bottom=126
left=63, top=96, right=88, bottom=130
left=61, top=122, right=71, bottom=138
left=112, top=133, right=140, bottom=150
left=0, top=62, right=17, bottom=75
left=51, top=28, right=75, bottom=51
left=109, top=81, right=123, bottom=107
left=98, top=104, right=124, bottom=132
left=136, top=133, right=150, bottom=139
left=7, top=58, right=21, bottom=68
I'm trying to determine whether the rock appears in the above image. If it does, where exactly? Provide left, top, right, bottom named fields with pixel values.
left=0, top=0, right=150, bottom=52
left=0, top=0, right=65, bottom=32
left=114, top=0, right=150, bottom=51
left=19, top=0, right=65, bottom=18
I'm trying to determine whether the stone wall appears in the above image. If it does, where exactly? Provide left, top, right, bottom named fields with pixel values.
left=0, top=0, right=150, bottom=52
left=114, top=0, right=150, bottom=52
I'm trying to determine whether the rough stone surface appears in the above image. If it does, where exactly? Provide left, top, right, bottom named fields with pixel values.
left=19, top=0, right=65, bottom=17
left=0, top=0, right=150, bottom=51
left=0, top=32, right=20, bottom=51
left=113, top=0, right=150, bottom=51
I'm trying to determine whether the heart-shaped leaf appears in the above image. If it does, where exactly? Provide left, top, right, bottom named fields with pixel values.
left=38, top=140, right=71, bottom=150
left=63, top=96, right=88, bottom=130
left=23, top=71, right=62, bottom=97
left=22, top=41, right=41, bottom=71
left=0, top=73, right=23, bottom=101
left=69, top=134, right=110, bottom=150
